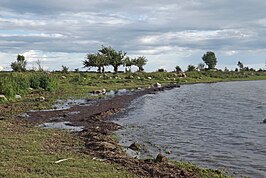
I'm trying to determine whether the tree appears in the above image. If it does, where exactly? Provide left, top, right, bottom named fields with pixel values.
left=11, top=55, right=27, bottom=72
left=133, top=56, right=148, bottom=72
left=187, top=65, right=196, bottom=72
left=61, top=65, right=69, bottom=73
left=123, top=56, right=133, bottom=73
left=175, top=65, right=182, bottom=73
left=237, top=61, right=244, bottom=71
left=36, top=59, right=44, bottom=71
left=99, top=46, right=126, bottom=73
left=202, top=51, right=217, bottom=69
left=197, top=63, right=205, bottom=71
left=83, top=53, right=108, bottom=73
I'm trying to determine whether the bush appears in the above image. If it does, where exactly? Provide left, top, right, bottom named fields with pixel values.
left=0, top=77, right=15, bottom=99
left=30, top=75, right=40, bottom=89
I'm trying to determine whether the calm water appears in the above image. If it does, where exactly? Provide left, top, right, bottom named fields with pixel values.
left=115, top=80, right=266, bottom=177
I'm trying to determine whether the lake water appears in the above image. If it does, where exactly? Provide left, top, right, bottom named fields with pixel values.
left=114, top=80, right=266, bottom=178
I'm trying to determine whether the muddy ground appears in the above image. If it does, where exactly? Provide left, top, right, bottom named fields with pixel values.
left=22, top=84, right=210, bottom=178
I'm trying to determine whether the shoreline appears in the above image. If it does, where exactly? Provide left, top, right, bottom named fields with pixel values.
left=10, top=79, right=266, bottom=177
left=26, top=84, right=211, bottom=178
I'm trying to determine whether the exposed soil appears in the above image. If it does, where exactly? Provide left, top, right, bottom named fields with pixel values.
left=23, top=84, right=204, bottom=178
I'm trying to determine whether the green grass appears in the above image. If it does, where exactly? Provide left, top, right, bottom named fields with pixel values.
left=1, top=70, right=266, bottom=177
left=175, top=161, right=231, bottom=178
left=0, top=120, right=135, bottom=178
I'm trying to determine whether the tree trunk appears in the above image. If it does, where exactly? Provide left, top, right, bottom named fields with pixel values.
left=114, top=66, right=118, bottom=73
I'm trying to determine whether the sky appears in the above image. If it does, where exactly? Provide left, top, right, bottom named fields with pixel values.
left=0, top=0, right=266, bottom=72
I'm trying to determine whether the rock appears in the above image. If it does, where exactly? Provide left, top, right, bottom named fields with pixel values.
left=94, top=89, right=106, bottom=95
left=263, top=118, right=266, bottom=124
left=95, top=142, right=117, bottom=151
left=178, top=72, right=187, bottom=78
left=137, top=76, right=141, bottom=80
left=0, top=95, right=7, bottom=101
left=39, top=96, right=45, bottom=101
left=155, top=153, right=167, bottom=163
left=154, top=82, right=162, bottom=88
left=61, top=76, right=66, bottom=79
left=165, top=150, right=172, bottom=154
left=102, top=88, right=106, bottom=94
left=129, top=142, right=141, bottom=151
left=147, top=77, right=152, bottom=80
left=15, top=95, right=22, bottom=99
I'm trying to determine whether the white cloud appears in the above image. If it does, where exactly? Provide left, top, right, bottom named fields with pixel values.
left=0, top=1, right=266, bottom=71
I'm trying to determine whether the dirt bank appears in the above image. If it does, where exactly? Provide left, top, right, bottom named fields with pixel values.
left=23, top=84, right=219, bottom=178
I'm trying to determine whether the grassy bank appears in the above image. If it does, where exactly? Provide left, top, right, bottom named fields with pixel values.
left=0, top=119, right=134, bottom=178
left=2, top=70, right=264, bottom=177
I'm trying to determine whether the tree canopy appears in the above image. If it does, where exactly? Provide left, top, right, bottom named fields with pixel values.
left=83, top=46, right=148, bottom=73
left=175, top=65, right=182, bottom=73
left=202, top=51, right=217, bottom=69
left=11, top=55, right=27, bottom=72
left=133, top=56, right=148, bottom=72
left=99, top=46, right=126, bottom=73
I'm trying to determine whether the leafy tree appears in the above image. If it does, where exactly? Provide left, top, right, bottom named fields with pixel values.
left=202, top=51, right=217, bottom=69
left=175, top=65, right=182, bottom=73
left=224, top=67, right=229, bottom=72
left=187, top=65, right=196, bottom=72
left=11, top=55, right=27, bottom=72
left=83, top=53, right=108, bottom=73
left=123, top=56, right=133, bottom=73
left=133, top=56, right=148, bottom=72
left=197, top=63, right=205, bottom=71
left=158, top=68, right=166, bottom=72
left=237, top=61, right=244, bottom=70
left=99, top=46, right=126, bottom=73
left=61, top=65, right=69, bottom=73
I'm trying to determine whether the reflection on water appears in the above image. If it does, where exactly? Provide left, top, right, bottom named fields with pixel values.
left=115, top=80, right=266, bottom=178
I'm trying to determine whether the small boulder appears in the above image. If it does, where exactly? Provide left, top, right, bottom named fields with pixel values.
left=102, top=88, right=106, bottom=94
left=137, top=76, right=141, bottom=80
left=99, top=142, right=117, bottom=151
left=61, top=76, right=66, bottom=79
left=155, top=153, right=167, bottom=163
left=129, top=142, right=141, bottom=151
left=147, top=77, right=152, bottom=80
left=154, top=82, right=162, bottom=88
left=0, top=95, right=7, bottom=101
left=15, top=95, right=22, bottom=99
left=263, top=118, right=266, bottom=124
left=39, top=96, right=45, bottom=101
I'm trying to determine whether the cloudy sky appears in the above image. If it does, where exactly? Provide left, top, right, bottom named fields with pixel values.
left=0, top=0, right=266, bottom=71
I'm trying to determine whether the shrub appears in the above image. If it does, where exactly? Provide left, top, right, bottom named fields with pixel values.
left=0, top=77, right=15, bottom=99
left=30, top=75, right=40, bottom=89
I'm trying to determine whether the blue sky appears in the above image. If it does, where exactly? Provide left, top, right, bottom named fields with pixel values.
left=0, top=0, right=266, bottom=71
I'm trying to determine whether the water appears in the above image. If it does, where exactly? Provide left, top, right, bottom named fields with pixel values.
left=115, top=80, right=266, bottom=177
left=39, top=121, right=84, bottom=132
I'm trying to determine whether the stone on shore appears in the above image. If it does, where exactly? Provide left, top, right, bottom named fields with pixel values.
left=154, top=82, right=162, bottom=88
left=263, top=118, right=266, bottom=123
left=155, top=153, right=167, bottom=163
left=129, top=142, right=141, bottom=151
